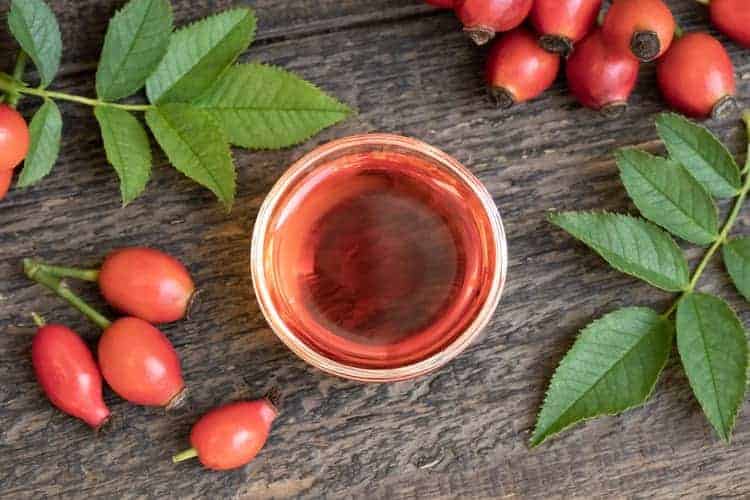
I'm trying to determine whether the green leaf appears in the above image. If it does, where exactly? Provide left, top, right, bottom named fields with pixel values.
left=8, top=0, right=62, bottom=87
left=17, top=100, right=62, bottom=187
left=531, top=307, right=673, bottom=446
left=616, top=148, right=718, bottom=245
left=722, top=238, right=750, bottom=302
left=549, top=211, right=690, bottom=292
left=94, top=107, right=152, bottom=206
left=96, top=0, right=173, bottom=101
left=145, top=104, right=235, bottom=209
left=195, top=64, right=351, bottom=149
left=676, top=293, right=748, bottom=442
left=145, top=8, right=256, bottom=104
left=656, top=113, right=741, bottom=198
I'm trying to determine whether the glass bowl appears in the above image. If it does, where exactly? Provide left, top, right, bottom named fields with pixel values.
left=251, top=134, right=507, bottom=382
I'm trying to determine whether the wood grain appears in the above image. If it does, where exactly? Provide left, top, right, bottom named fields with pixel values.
left=1, top=0, right=750, bottom=498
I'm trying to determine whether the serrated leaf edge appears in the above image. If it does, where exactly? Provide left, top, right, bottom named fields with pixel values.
left=676, top=293, right=749, bottom=443
left=530, top=307, right=673, bottom=447
left=146, top=8, right=257, bottom=103
left=94, top=106, right=152, bottom=206
left=656, top=112, right=741, bottom=198
left=549, top=210, right=690, bottom=292
left=722, top=238, right=750, bottom=302
left=96, top=0, right=174, bottom=100
left=196, top=63, right=353, bottom=150
left=17, top=99, right=62, bottom=187
left=146, top=105, right=236, bottom=209
left=8, top=0, right=62, bottom=87
left=615, top=147, right=719, bottom=245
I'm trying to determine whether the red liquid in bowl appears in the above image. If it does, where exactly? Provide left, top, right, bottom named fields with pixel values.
left=261, top=148, right=498, bottom=370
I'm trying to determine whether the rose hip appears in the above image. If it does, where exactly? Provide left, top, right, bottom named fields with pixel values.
left=657, top=32, right=736, bottom=119
left=706, top=0, right=750, bottom=48
left=98, top=247, right=195, bottom=324
left=0, top=170, right=12, bottom=200
left=24, top=261, right=188, bottom=408
left=455, top=0, right=534, bottom=45
left=98, top=317, right=185, bottom=407
left=0, top=104, right=30, bottom=171
left=425, top=0, right=455, bottom=7
left=173, top=395, right=279, bottom=471
left=566, top=29, right=640, bottom=116
left=485, top=28, right=561, bottom=108
left=530, top=0, right=603, bottom=56
left=31, top=319, right=110, bottom=429
left=602, top=0, right=676, bottom=62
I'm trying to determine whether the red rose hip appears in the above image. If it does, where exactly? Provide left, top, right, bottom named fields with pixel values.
left=0, top=104, right=30, bottom=171
left=32, top=321, right=110, bottom=429
left=99, top=247, right=195, bottom=324
left=657, top=32, right=736, bottom=119
left=485, top=28, right=561, bottom=108
left=566, top=29, right=640, bottom=116
left=173, top=396, right=279, bottom=470
left=706, top=0, right=750, bottom=48
left=530, top=0, right=603, bottom=56
left=602, top=0, right=676, bottom=61
left=455, top=0, right=534, bottom=45
left=98, top=317, right=185, bottom=407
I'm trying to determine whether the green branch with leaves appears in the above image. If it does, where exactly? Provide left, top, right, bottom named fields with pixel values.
left=0, top=0, right=351, bottom=209
left=532, top=111, right=750, bottom=447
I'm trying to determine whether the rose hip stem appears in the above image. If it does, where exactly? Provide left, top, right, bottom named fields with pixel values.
left=23, top=259, right=111, bottom=330
left=24, top=260, right=100, bottom=282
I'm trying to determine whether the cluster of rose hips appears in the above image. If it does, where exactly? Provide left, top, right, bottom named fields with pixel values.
left=427, top=0, right=748, bottom=119
left=27, top=248, right=278, bottom=470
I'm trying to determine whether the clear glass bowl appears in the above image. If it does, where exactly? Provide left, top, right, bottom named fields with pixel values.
left=251, top=134, right=507, bottom=382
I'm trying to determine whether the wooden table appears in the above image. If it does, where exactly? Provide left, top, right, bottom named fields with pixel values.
left=1, top=0, right=749, bottom=498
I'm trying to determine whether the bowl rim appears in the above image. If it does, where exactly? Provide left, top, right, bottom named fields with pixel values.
left=250, top=133, right=508, bottom=382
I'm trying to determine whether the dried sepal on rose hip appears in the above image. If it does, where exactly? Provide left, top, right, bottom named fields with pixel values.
left=566, top=29, right=640, bottom=116
left=31, top=314, right=111, bottom=429
left=530, top=0, right=603, bottom=57
left=23, top=259, right=187, bottom=409
left=454, top=0, right=533, bottom=46
left=700, top=0, right=750, bottom=48
left=485, top=28, right=561, bottom=109
left=173, top=391, right=280, bottom=471
left=601, top=0, right=676, bottom=62
left=657, top=32, right=736, bottom=119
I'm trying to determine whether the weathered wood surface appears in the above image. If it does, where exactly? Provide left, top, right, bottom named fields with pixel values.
left=1, top=0, right=750, bottom=498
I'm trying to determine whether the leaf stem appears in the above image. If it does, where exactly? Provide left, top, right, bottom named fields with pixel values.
left=663, top=113, right=750, bottom=318
left=0, top=73, right=151, bottom=112
left=5, top=52, right=28, bottom=108
left=23, top=259, right=112, bottom=330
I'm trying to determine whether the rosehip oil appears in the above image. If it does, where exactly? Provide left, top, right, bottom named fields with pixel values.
left=254, top=136, right=505, bottom=376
